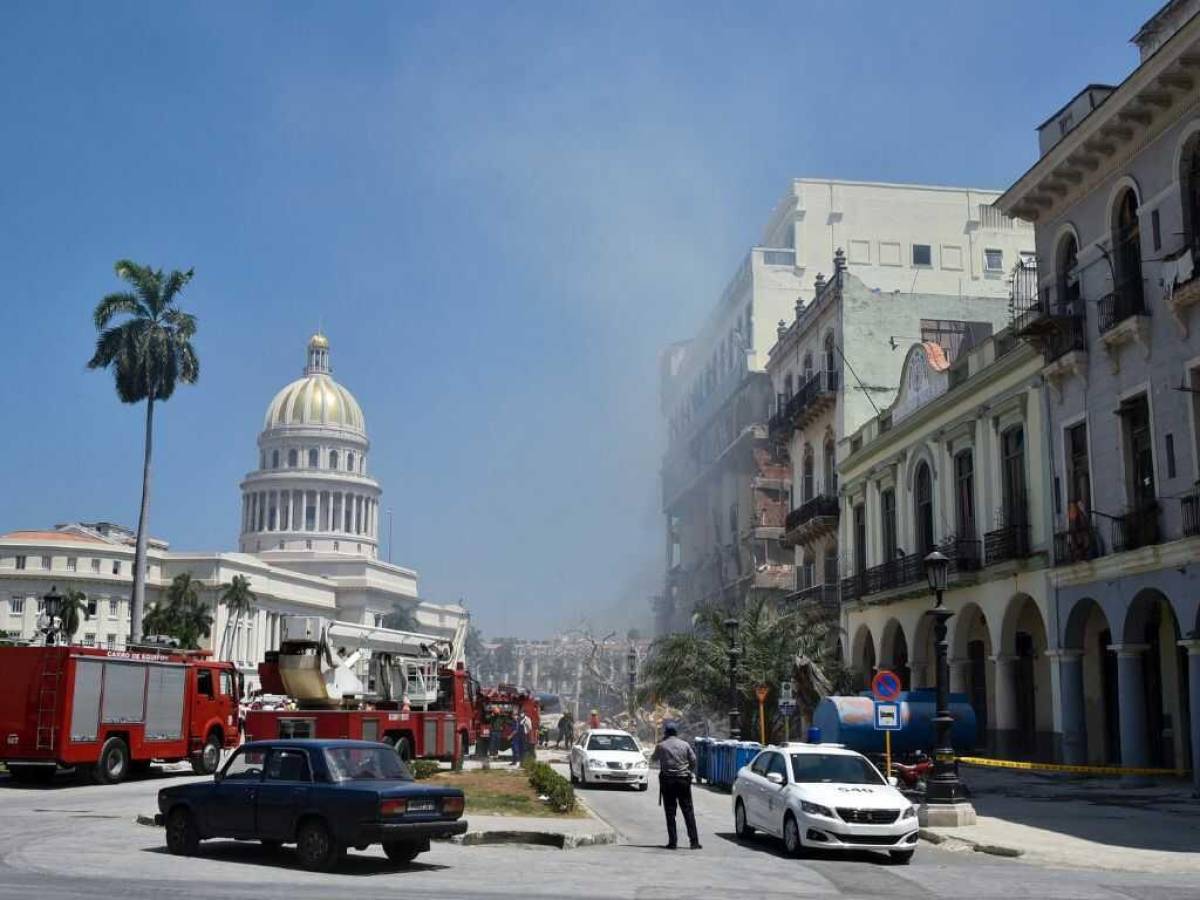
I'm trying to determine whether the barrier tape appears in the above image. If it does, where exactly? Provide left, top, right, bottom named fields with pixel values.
left=958, top=755, right=1190, bottom=778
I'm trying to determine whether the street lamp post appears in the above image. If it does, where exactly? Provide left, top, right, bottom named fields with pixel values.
left=41, top=585, right=64, bottom=646
left=920, top=551, right=976, bottom=826
left=724, top=617, right=741, bottom=740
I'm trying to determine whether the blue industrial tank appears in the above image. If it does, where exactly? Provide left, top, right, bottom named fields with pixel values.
left=811, top=690, right=977, bottom=755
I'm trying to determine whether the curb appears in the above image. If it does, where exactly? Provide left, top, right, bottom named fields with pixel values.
left=919, top=828, right=1023, bottom=858
left=452, top=828, right=617, bottom=849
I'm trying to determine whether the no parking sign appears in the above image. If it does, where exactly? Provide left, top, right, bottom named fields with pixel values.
left=871, top=669, right=902, bottom=702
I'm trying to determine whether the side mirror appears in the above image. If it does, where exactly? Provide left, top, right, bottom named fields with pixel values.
left=766, top=772, right=785, bottom=786
left=888, top=775, right=900, bottom=787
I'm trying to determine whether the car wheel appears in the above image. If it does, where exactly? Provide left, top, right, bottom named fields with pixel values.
left=191, top=733, right=222, bottom=775
left=734, top=799, right=754, bottom=839
left=889, top=849, right=914, bottom=865
left=783, top=813, right=805, bottom=857
left=296, top=819, right=341, bottom=872
left=94, top=737, right=130, bottom=784
left=569, top=762, right=578, bottom=785
left=383, top=841, right=424, bottom=866
left=165, top=808, right=199, bottom=856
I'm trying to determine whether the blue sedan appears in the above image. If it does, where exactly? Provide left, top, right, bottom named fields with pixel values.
left=157, top=739, right=468, bottom=871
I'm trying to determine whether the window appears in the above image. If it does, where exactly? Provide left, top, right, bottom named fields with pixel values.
left=802, top=446, right=815, bottom=502
left=912, top=244, right=932, bottom=267
left=955, top=450, right=976, bottom=539
left=984, top=248, right=1004, bottom=272
left=329, top=450, right=339, bottom=470
left=67, top=557, right=77, bottom=573
left=767, top=752, right=789, bottom=783
left=789, top=753, right=885, bottom=785
left=1120, top=395, right=1156, bottom=509
left=308, top=448, right=319, bottom=468
left=266, top=749, right=312, bottom=783
left=106, top=635, right=116, bottom=650
left=220, top=671, right=235, bottom=697
left=802, top=353, right=814, bottom=382
left=109, top=598, right=119, bottom=617
left=853, top=505, right=866, bottom=577
left=1057, top=234, right=1080, bottom=312
left=41, top=556, right=51, bottom=570
left=221, top=748, right=266, bottom=782
left=587, top=734, right=639, bottom=752
left=82, top=634, right=95, bottom=647
left=823, top=437, right=837, bottom=495
left=112, top=560, right=121, bottom=575
left=823, top=332, right=837, bottom=378
left=751, top=753, right=771, bottom=776
left=287, top=448, right=298, bottom=467
left=914, top=462, right=934, bottom=556
left=1181, top=133, right=1200, bottom=252
left=1112, top=188, right=1145, bottom=307
left=1001, top=426, right=1028, bottom=529
left=324, top=746, right=412, bottom=782
left=1166, top=433, right=1176, bottom=479
left=305, top=540, right=313, bottom=550
left=86, top=596, right=97, bottom=617
left=881, top=488, right=897, bottom=560
left=347, top=452, right=355, bottom=472
left=783, top=372, right=793, bottom=399
left=9, top=596, right=24, bottom=615
left=1065, top=423, right=1091, bottom=517
left=15, top=556, right=26, bottom=571
left=1151, top=209, right=1161, bottom=251
left=91, top=558, right=101, bottom=574
left=197, top=669, right=214, bottom=699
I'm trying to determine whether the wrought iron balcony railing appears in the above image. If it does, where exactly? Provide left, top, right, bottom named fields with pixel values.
left=1112, top=502, right=1161, bottom=553
left=1182, top=491, right=1200, bottom=538
left=784, top=494, right=840, bottom=533
left=1098, top=280, right=1148, bottom=334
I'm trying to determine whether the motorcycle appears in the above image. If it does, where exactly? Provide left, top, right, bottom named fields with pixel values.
left=890, top=751, right=932, bottom=793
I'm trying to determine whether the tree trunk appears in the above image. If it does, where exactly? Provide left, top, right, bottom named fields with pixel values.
left=131, top=396, right=154, bottom=643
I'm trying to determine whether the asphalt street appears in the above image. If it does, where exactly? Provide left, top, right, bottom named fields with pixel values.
left=2, top=766, right=1199, bottom=900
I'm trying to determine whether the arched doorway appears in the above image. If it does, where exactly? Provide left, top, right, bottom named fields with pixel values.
left=881, top=619, right=911, bottom=689
left=1056, top=232, right=1080, bottom=314
left=1121, top=590, right=1188, bottom=769
left=1000, top=595, right=1051, bottom=759
left=914, top=461, right=934, bottom=557
left=1064, top=598, right=1119, bottom=765
left=953, top=603, right=993, bottom=750
left=851, top=624, right=877, bottom=691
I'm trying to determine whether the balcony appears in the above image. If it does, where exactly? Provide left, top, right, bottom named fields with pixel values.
left=1182, top=491, right=1200, bottom=538
left=1053, top=515, right=1106, bottom=567
left=1112, top=502, right=1161, bottom=553
left=984, top=524, right=1031, bottom=566
left=782, top=494, right=840, bottom=547
left=1098, top=280, right=1148, bottom=335
left=790, top=582, right=839, bottom=612
left=769, top=370, right=840, bottom=443
left=839, top=538, right=980, bottom=603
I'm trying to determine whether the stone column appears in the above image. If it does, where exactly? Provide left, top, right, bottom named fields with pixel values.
left=1047, top=649, right=1086, bottom=764
left=991, top=655, right=1019, bottom=757
left=1179, top=640, right=1200, bottom=795
left=1111, top=644, right=1150, bottom=769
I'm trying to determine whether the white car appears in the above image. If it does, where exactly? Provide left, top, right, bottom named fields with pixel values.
left=732, top=743, right=918, bottom=863
left=568, top=729, right=650, bottom=790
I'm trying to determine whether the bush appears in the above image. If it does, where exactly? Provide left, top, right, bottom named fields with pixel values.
left=410, top=759, right=441, bottom=780
left=523, top=759, right=575, bottom=813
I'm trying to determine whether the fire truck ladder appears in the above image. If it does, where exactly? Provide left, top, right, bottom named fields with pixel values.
left=35, top=651, right=67, bottom=751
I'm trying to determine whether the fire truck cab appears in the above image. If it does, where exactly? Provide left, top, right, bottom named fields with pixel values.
left=0, top=644, right=241, bottom=784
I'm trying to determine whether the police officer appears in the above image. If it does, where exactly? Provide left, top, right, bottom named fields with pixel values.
left=650, top=722, right=701, bottom=850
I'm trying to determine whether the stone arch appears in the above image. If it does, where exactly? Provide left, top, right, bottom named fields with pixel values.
left=1108, top=178, right=1144, bottom=295
left=1172, top=118, right=1200, bottom=246
left=1063, top=597, right=1118, bottom=764
left=998, top=593, right=1052, bottom=757
left=910, top=611, right=937, bottom=690
left=880, top=618, right=911, bottom=689
left=952, top=602, right=993, bottom=744
left=1120, top=588, right=1188, bottom=768
left=1054, top=226, right=1082, bottom=313
left=850, top=623, right=877, bottom=691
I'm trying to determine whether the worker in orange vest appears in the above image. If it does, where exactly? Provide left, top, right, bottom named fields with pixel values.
left=588, top=709, right=601, bottom=729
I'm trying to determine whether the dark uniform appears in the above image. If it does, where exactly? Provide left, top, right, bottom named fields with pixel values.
left=651, top=730, right=700, bottom=849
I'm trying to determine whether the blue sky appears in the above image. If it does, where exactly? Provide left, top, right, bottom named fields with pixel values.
left=0, top=1, right=1155, bottom=637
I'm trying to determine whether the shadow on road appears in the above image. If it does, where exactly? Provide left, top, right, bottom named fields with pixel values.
left=715, top=831, right=898, bottom=866
left=142, top=843, right=451, bottom=876
left=0, top=766, right=197, bottom=791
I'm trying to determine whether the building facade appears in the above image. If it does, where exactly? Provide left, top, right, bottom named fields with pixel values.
left=838, top=333, right=1056, bottom=759
left=657, top=180, right=1035, bottom=635
left=994, top=0, right=1200, bottom=777
left=0, top=333, right=466, bottom=689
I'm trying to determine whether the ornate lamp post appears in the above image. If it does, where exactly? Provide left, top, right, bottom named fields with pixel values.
left=724, top=617, right=741, bottom=740
left=920, top=551, right=976, bottom=825
left=41, top=585, right=64, bottom=646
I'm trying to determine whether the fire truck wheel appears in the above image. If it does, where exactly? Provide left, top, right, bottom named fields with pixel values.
left=94, top=737, right=130, bottom=784
left=383, top=841, right=423, bottom=865
left=165, top=808, right=199, bottom=856
left=297, top=819, right=341, bottom=872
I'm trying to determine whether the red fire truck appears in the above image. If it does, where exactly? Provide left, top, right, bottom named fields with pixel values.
left=0, top=644, right=241, bottom=784
left=243, top=616, right=481, bottom=763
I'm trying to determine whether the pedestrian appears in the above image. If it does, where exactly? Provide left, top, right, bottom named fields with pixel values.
left=510, top=705, right=525, bottom=766
left=650, top=721, right=700, bottom=850
left=488, top=707, right=501, bottom=758
left=588, top=709, right=601, bottom=730
left=557, top=711, right=574, bottom=748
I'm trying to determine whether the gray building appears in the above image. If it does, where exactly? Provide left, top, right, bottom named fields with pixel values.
left=996, top=0, right=1200, bottom=782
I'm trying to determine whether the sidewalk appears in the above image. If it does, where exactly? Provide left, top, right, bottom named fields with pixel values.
left=453, top=813, right=615, bottom=849
left=922, top=764, right=1200, bottom=873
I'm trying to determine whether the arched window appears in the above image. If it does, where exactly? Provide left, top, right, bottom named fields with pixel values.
left=1112, top=188, right=1144, bottom=310
left=347, top=451, right=355, bottom=472
left=287, top=448, right=298, bottom=468
left=802, top=445, right=815, bottom=502
left=271, top=449, right=279, bottom=469
left=1181, top=133, right=1200, bottom=252
left=308, top=448, right=319, bottom=468
left=329, top=450, right=339, bottom=470
left=1056, top=233, right=1080, bottom=314
left=823, top=436, right=837, bottom=496
left=803, top=352, right=814, bottom=383
left=784, top=372, right=794, bottom=399
left=914, top=462, right=934, bottom=556
left=823, top=331, right=837, bottom=375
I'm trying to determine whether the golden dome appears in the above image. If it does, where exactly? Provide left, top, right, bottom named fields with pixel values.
left=309, top=332, right=329, bottom=349
left=263, top=335, right=365, bottom=433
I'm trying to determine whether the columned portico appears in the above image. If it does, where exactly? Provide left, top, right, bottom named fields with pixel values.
left=1181, top=639, right=1200, bottom=795
left=1046, top=648, right=1086, bottom=764
left=1111, top=643, right=1151, bottom=769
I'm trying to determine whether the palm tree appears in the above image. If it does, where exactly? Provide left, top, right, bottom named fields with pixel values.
left=87, top=260, right=199, bottom=642
left=142, top=600, right=174, bottom=639
left=218, top=575, right=258, bottom=661
left=641, top=597, right=847, bottom=741
left=381, top=604, right=418, bottom=632
left=164, top=573, right=213, bottom=650
left=60, top=590, right=90, bottom=642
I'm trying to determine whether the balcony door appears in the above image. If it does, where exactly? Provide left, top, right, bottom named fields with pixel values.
left=1121, top=396, right=1155, bottom=510
left=1001, top=426, right=1027, bottom=529
left=1112, top=188, right=1144, bottom=307
left=914, top=462, right=934, bottom=557
left=954, top=449, right=975, bottom=539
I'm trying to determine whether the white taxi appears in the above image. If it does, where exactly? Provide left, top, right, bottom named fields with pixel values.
left=731, top=743, right=918, bottom=863
left=568, top=729, right=650, bottom=790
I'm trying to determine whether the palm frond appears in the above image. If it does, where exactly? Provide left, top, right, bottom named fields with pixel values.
left=92, top=292, right=145, bottom=330
left=160, top=268, right=194, bottom=307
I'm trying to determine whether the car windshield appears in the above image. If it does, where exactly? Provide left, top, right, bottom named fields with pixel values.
left=587, top=734, right=638, bottom=752
left=324, top=746, right=413, bottom=782
left=789, top=753, right=884, bottom=785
